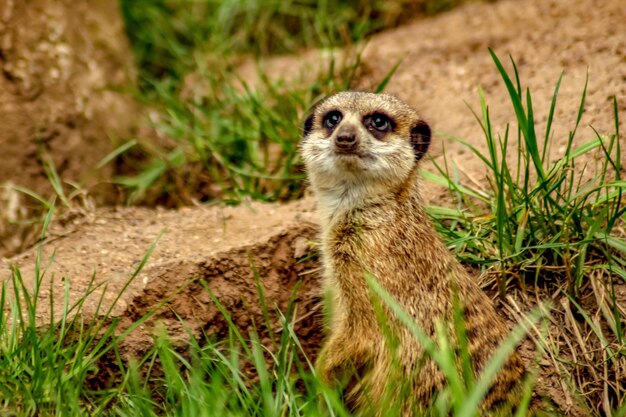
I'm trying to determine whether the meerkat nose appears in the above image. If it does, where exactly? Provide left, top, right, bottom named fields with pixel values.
left=335, top=125, right=358, bottom=151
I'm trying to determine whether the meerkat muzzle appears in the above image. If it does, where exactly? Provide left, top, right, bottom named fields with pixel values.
left=334, top=124, right=359, bottom=152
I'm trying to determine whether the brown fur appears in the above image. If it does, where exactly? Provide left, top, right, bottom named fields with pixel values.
left=300, top=91, right=527, bottom=416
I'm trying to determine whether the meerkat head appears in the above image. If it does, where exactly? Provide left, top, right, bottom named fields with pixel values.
left=300, top=91, right=431, bottom=198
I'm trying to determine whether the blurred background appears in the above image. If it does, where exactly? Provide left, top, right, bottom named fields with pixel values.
left=0, top=0, right=465, bottom=257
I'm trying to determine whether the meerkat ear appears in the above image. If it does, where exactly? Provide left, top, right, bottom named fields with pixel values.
left=410, top=120, right=431, bottom=161
left=303, top=113, right=314, bottom=137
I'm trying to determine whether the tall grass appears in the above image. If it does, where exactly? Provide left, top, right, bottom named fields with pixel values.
left=427, top=50, right=625, bottom=295
left=115, top=54, right=364, bottom=205
left=2, top=243, right=622, bottom=416
left=0, top=209, right=546, bottom=417
left=114, top=0, right=464, bottom=206
left=0, top=207, right=159, bottom=416
left=107, top=277, right=543, bottom=417
left=0, top=207, right=102, bottom=416
left=426, top=51, right=626, bottom=414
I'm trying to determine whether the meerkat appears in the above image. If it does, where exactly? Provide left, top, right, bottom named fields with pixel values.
left=300, top=91, right=528, bottom=416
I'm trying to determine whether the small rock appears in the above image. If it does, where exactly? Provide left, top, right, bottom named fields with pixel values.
left=293, top=236, right=310, bottom=259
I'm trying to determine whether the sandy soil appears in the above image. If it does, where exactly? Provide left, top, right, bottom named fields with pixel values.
left=1, top=0, right=625, bottom=414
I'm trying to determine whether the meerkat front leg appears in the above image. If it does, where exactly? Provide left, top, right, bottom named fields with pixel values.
left=315, top=327, right=373, bottom=386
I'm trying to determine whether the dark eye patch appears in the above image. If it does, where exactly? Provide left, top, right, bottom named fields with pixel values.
left=363, top=112, right=395, bottom=139
left=323, top=110, right=343, bottom=130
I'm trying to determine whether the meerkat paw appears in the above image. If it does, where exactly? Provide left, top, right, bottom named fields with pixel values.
left=317, top=335, right=373, bottom=382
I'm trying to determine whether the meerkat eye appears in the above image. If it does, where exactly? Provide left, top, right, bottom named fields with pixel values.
left=323, top=111, right=343, bottom=129
left=369, top=113, right=393, bottom=132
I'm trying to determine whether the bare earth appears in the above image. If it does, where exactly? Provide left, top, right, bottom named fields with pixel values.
left=1, top=0, right=625, bottom=414
left=0, top=0, right=136, bottom=256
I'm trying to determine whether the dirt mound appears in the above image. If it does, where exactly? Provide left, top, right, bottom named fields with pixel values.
left=1, top=198, right=322, bottom=363
left=0, top=1, right=137, bottom=257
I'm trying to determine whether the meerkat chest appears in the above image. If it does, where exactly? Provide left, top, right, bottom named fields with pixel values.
left=322, top=209, right=403, bottom=275
left=327, top=209, right=389, bottom=244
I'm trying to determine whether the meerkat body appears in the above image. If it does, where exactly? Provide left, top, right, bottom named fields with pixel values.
left=300, top=92, right=527, bottom=416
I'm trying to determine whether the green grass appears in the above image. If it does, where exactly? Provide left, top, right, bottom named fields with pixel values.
left=115, top=57, right=362, bottom=205
left=0, top=207, right=164, bottom=416
left=425, top=51, right=625, bottom=414
left=428, top=51, right=625, bottom=295
left=119, top=0, right=464, bottom=87
left=112, top=0, right=463, bottom=206
left=1, top=228, right=608, bottom=416
left=0, top=208, right=108, bottom=416
left=0, top=224, right=542, bottom=417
